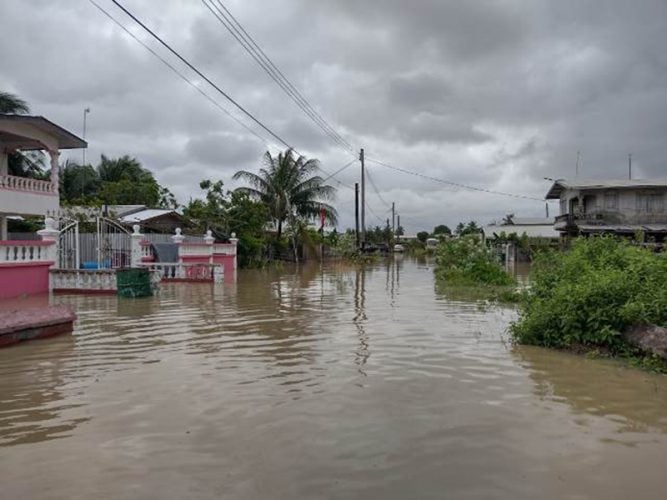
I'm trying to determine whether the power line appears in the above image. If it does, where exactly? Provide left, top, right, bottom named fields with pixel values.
left=94, top=0, right=357, bottom=193
left=88, top=0, right=274, bottom=148
left=200, top=0, right=355, bottom=154
left=321, top=159, right=356, bottom=183
left=108, top=0, right=294, bottom=150
left=365, top=166, right=392, bottom=209
left=366, top=157, right=545, bottom=201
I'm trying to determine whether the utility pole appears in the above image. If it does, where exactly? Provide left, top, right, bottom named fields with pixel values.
left=397, top=214, right=400, bottom=234
left=82, top=107, right=90, bottom=166
left=628, top=153, right=632, bottom=180
left=391, top=202, right=395, bottom=234
left=354, top=182, right=360, bottom=249
left=360, top=148, right=366, bottom=248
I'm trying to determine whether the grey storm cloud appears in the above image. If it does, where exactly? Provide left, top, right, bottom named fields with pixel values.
left=2, top=0, right=666, bottom=232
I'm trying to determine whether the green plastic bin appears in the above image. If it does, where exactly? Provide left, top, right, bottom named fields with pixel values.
left=116, top=268, right=153, bottom=298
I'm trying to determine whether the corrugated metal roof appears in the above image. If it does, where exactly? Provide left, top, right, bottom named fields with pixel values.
left=120, top=209, right=179, bottom=223
left=546, top=178, right=667, bottom=199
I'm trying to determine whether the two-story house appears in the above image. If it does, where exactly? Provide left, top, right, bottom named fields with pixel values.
left=1, top=113, right=86, bottom=239
left=546, top=179, right=667, bottom=241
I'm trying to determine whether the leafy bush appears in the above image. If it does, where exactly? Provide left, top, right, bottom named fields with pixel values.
left=435, top=235, right=515, bottom=286
left=511, top=236, right=667, bottom=351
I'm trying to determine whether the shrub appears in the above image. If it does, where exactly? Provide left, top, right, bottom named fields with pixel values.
left=435, top=235, right=515, bottom=286
left=510, top=236, right=667, bottom=351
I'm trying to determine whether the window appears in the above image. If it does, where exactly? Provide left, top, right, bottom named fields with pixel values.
left=636, top=193, right=665, bottom=213
left=604, top=192, right=618, bottom=210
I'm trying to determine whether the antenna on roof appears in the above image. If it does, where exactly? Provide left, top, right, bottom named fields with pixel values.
left=628, top=153, right=632, bottom=180
left=575, top=151, right=581, bottom=178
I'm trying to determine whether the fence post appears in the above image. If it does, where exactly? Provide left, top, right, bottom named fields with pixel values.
left=37, top=216, right=60, bottom=268
left=172, top=228, right=185, bottom=263
left=130, top=225, right=144, bottom=268
left=204, top=229, right=215, bottom=264
left=229, top=232, right=239, bottom=271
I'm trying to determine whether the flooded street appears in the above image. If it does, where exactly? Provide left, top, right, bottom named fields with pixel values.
left=1, top=258, right=666, bottom=499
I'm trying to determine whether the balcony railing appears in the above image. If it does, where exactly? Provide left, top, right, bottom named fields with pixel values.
left=0, top=174, right=56, bottom=194
left=0, top=240, right=56, bottom=264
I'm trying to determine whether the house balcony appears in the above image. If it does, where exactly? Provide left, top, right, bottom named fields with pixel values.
left=0, top=173, right=59, bottom=217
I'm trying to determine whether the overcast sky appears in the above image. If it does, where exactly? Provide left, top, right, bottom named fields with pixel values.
left=2, top=0, right=667, bottom=231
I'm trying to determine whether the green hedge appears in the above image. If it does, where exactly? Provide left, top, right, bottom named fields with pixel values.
left=511, top=236, right=667, bottom=351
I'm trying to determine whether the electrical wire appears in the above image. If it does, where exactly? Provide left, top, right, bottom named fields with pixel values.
left=201, top=0, right=355, bottom=154
left=365, top=166, right=392, bottom=209
left=108, top=0, right=294, bottom=150
left=88, top=0, right=275, bottom=149
left=366, top=157, right=545, bottom=201
left=98, top=0, right=356, bottom=191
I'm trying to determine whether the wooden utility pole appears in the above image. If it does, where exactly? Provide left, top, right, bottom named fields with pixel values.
left=360, top=148, right=366, bottom=248
left=391, top=202, right=395, bottom=234
left=397, top=214, right=400, bottom=234
left=355, top=182, right=360, bottom=249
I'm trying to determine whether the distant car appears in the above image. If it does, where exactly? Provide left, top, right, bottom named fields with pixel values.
left=426, top=238, right=439, bottom=249
left=393, top=244, right=405, bottom=253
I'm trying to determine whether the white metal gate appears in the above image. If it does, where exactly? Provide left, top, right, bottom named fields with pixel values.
left=96, top=217, right=131, bottom=269
left=58, top=218, right=80, bottom=269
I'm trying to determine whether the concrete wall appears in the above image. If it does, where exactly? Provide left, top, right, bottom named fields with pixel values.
left=0, top=262, right=52, bottom=299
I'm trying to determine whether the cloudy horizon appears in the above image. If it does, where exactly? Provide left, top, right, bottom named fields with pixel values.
left=2, top=0, right=666, bottom=232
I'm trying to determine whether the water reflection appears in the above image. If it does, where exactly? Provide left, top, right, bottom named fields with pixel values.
left=0, top=334, right=89, bottom=446
left=516, top=345, right=667, bottom=434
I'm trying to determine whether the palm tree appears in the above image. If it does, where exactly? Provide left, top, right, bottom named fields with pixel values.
left=0, top=91, right=29, bottom=114
left=233, top=149, right=337, bottom=238
left=97, top=154, right=148, bottom=182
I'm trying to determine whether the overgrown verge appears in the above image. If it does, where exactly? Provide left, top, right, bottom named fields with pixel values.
left=510, top=236, right=667, bottom=372
left=434, top=236, right=517, bottom=300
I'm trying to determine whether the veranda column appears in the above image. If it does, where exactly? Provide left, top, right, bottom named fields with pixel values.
left=48, top=150, right=60, bottom=194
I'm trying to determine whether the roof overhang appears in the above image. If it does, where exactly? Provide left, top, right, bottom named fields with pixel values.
left=546, top=178, right=667, bottom=199
left=0, top=114, right=87, bottom=151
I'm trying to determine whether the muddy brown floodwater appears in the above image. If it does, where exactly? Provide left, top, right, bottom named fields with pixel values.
left=1, top=257, right=666, bottom=499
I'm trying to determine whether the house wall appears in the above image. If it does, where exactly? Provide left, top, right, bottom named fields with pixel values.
left=559, top=187, right=667, bottom=224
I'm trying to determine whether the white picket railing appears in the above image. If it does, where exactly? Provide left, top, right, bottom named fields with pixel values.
left=0, top=174, right=56, bottom=194
left=0, top=241, right=55, bottom=264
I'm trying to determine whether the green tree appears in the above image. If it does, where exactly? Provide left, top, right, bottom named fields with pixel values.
left=433, top=224, right=451, bottom=236
left=60, top=160, right=100, bottom=202
left=455, top=221, right=481, bottom=236
left=417, top=231, right=429, bottom=243
left=233, top=148, right=337, bottom=238
left=183, top=180, right=269, bottom=267
left=95, top=155, right=161, bottom=206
